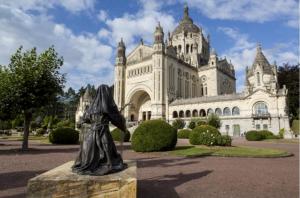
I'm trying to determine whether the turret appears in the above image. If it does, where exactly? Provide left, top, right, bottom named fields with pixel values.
left=116, top=38, right=126, bottom=66
left=209, top=48, right=218, bottom=67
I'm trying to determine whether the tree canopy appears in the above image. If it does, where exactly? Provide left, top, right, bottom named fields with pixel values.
left=0, top=46, right=65, bottom=150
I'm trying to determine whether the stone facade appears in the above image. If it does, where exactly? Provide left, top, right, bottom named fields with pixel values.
left=113, top=5, right=290, bottom=135
left=75, top=88, right=92, bottom=130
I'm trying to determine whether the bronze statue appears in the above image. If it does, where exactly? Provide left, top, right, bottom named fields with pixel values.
left=72, top=85, right=127, bottom=175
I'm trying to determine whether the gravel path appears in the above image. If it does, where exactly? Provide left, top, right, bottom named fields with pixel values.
left=0, top=138, right=298, bottom=198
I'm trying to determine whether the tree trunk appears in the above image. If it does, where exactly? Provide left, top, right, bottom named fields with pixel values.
left=22, top=111, right=32, bottom=151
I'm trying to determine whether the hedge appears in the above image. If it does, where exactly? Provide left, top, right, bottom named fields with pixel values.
left=49, top=127, right=79, bottom=144
left=111, top=128, right=131, bottom=142
left=178, top=129, right=191, bottom=139
left=132, top=120, right=177, bottom=152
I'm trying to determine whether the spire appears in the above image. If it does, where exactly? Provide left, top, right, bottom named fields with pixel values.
left=252, top=43, right=272, bottom=73
left=184, top=3, right=189, bottom=19
left=154, top=21, right=164, bottom=44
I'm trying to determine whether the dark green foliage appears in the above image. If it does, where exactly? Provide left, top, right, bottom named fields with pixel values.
left=0, top=120, right=12, bottom=130
left=216, top=135, right=232, bottom=146
left=196, top=120, right=207, bottom=126
left=111, top=128, right=131, bottom=142
left=278, top=128, right=285, bottom=139
left=172, top=118, right=185, bottom=130
left=49, top=127, right=79, bottom=144
left=132, top=120, right=177, bottom=152
left=260, top=130, right=275, bottom=139
left=55, top=119, right=75, bottom=129
left=177, top=129, right=191, bottom=139
left=189, top=125, right=221, bottom=146
left=277, top=64, right=299, bottom=120
left=291, top=120, right=299, bottom=135
left=207, top=114, right=221, bottom=129
left=36, top=128, right=46, bottom=136
left=188, top=121, right=196, bottom=129
left=245, top=130, right=263, bottom=141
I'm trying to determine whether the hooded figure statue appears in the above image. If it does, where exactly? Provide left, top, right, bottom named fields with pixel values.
left=72, top=84, right=127, bottom=175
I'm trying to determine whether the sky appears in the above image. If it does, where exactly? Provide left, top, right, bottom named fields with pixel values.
left=0, top=0, right=298, bottom=92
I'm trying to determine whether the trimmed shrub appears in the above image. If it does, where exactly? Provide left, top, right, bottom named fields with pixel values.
left=207, top=114, right=221, bottom=129
left=172, top=118, right=185, bottom=130
left=178, top=129, right=191, bottom=139
left=49, top=127, right=79, bottom=144
left=132, top=120, right=177, bottom=152
left=245, top=130, right=263, bottom=141
left=278, top=128, right=285, bottom=139
left=188, top=121, right=196, bottom=129
left=216, top=135, right=232, bottom=146
left=196, top=120, right=207, bottom=126
left=36, top=128, right=46, bottom=136
left=260, top=130, right=274, bottom=139
left=189, top=125, right=221, bottom=146
left=291, top=120, right=299, bottom=136
left=111, top=128, right=131, bottom=142
left=55, top=119, right=75, bottom=129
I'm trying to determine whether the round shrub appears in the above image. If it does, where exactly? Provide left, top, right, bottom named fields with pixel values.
left=207, top=114, right=221, bottom=129
left=189, top=125, right=221, bottom=146
left=196, top=120, right=207, bottom=126
left=178, top=129, right=191, bottom=139
left=36, top=128, right=46, bottom=136
left=132, top=120, right=177, bottom=152
left=111, top=128, right=130, bottom=142
left=188, top=121, right=196, bottom=129
left=245, top=130, right=263, bottom=141
left=260, top=130, right=274, bottom=139
left=216, top=135, right=232, bottom=146
left=49, top=127, right=79, bottom=144
left=172, top=118, right=185, bottom=130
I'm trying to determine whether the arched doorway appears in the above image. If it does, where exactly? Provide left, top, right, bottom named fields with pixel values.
left=127, top=90, right=151, bottom=122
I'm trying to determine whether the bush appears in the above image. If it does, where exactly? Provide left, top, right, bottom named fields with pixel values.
left=196, top=120, right=207, bottom=126
left=49, top=127, right=79, bottom=144
left=178, top=129, right=191, bottom=139
left=55, top=119, right=75, bottom=129
left=111, top=128, right=131, bottom=142
left=245, top=130, right=263, bottom=141
left=132, top=120, right=177, bottom=152
left=172, top=119, right=185, bottom=130
left=291, top=120, right=299, bottom=136
left=36, top=128, right=46, bottom=136
left=216, top=135, right=232, bottom=146
left=207, top=114, right=221, bottom=129
left=278, top=128, right=285, bottom=139
left=188, top=121, right=196, bottom=129
left=189, top=125, right=221, bottom=146
left=260, top=130, right=275, bottom=139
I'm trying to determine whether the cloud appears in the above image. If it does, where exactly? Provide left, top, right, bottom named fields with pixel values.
left=180, top=0, right=299, bottom=28
left=97, top=10, right=108, bottom=22
left=0, top=0, right=95, bottom=13
left=0, top=4, right=113, bottom=90
left=218, top=26, right=298, bottom=92
left=101, top=0, right=176, bottom=52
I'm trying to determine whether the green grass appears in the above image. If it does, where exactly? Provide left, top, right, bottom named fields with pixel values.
left=170, top=145, right=292, bottom=158
left=0, top=135, right=50, bottom=144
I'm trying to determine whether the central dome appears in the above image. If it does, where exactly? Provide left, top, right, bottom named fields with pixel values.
left=172, top=5, right=201, bottom=35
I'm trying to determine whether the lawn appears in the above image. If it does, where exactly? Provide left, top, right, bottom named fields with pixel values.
left=0, top=135, right=50, bottom=144
left=171, top=145, right=292, bottom=158
left=263, top=138, right=299, bottom=144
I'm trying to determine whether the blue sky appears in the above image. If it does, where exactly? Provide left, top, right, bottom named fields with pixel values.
left=0, top=0, right=298, bottom=92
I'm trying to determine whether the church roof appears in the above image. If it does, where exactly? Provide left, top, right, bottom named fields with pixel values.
left=251, top=44, right=272, bottom=74
left=172, top=5, right=200, bottom=35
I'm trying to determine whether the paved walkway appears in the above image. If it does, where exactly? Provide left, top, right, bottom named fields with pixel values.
left=0, top=138, right=298, bottom=198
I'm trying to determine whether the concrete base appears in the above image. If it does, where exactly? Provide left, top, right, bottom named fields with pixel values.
left=27, top=160, right=136, bottom=198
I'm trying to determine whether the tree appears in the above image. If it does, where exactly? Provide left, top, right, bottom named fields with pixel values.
left=207, top=113, right=221, bottom=129
left=0, top=46, right=65, bottom=150
left=277, top=63, right=299, bottom=120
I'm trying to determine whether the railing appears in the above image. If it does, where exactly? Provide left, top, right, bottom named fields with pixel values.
left=251, top=113, right=271, bottom=118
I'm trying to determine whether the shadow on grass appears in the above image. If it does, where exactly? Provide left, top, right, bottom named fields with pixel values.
left=0, top=147, right=79, bottom=155
left=138, top=170, right=213, bottom=198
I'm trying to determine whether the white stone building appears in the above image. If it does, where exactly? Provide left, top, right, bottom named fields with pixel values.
left=112, top=5, right=290, bottom=136
left=75, top=88, right=92, bottom=129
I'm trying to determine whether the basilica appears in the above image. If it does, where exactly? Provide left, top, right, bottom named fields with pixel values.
left=77, top=5, right=290, bottom=136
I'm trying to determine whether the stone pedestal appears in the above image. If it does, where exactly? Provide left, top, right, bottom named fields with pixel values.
left=27, top=160, right=136, bottom=198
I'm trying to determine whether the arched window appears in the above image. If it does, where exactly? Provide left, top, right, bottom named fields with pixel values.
left=174, top=46, right=177, bottom=53
left=192, top=109, right=198, bottom=117
left=257, top=72, right=260, bottom=86
left=223, top=107, right=231, bottom=116
left=232, top=107, right=240, bottom=115
left=173, top=111, right=178, bottom=118
left=207, top=108, right=213, bottom=115
left=178, top=45, right=182, bottom=53
left=215, top=108, right=222, bottom=116
left=199, top=109, right=206, bottom=117
left=179, top=110, right=184, bottom=118
left=186, top=110, right=191, bottom=117
left=186, top=44, right=189, bottom=53
left=190, top=44, right=193, bottom=53
left=253, top=102, right=268, bottom=115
